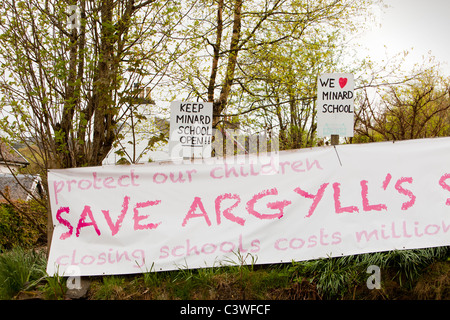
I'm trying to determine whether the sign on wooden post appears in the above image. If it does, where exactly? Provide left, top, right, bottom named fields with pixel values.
left=169, top=101, right=213, bottom=159
left=317, top=73, right=355, bottom=143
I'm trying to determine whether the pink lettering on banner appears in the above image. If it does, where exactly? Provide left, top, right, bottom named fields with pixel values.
left=76, top=206, right=101, bottom=237
left=355, top=220, right=450, bottom=243
left=103, top=177, right=116, bottom=188
left=274, top=229, right=342, bottom=251
left=56, top=249, right=145, bottom=268
left=102, top=196, right=130, bottom=236
left=394, top=177, right=416, bottom=210
left=170, top=172, right=185, bottom=183
left=56, top=207, right=73, bottom=240
left=153, top=170, right=197, bottom=184
left=93, top=173, right=102, bottom=189
left=293, top=183, right=329, bottom=218
left=333, top=182, right=359, bottom=213
left=118, top=175, right=131, bottom=187
left=53, top=181, right=64, bottom=204
left=246, top=188, right=291, bottom=220
left=133, top=200, right=162, bottom=230
left=215, top=193, right=245, bottom=226
left=209, top=167, right=222, bottom=179
left=153, top=173, right=167, bottom=184
left=382, top=173, right=392, bottom=190
left=182, top=197, right=211, bottom=227
left=208, top=158, right=322, bottom=180
left=66, top=179, right=77, bottom=191
left=56, top=197, right=162, bottom=239
left=158, top=234, right=260, bottom=259
left=53, top=170, right=140, bottom=205
left=438, top=173, right=450, bottom=205
left=360, top=180, right=387, bottom=212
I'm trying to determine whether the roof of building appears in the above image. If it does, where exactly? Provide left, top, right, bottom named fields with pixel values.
left=0, top=142, right=29, bottom=167
left=0, top=174, right=42, bottom=202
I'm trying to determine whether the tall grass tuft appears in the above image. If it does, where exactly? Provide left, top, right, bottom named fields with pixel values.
left=0, top=247, right=47, bottom=299
left=382, top=246, right=449, bottom=286
left=292, top=246, right=449, bottom=299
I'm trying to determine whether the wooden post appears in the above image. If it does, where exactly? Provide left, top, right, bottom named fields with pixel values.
left=47, top=199, right=53, bottom=257
left=331, top=134, right=339, bottom=146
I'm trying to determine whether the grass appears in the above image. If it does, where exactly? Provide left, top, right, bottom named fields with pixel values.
left=290, top=246, right=450, bottom=299
left=91, top=276, right=127, bottom=299
left=0, top=246, right=449, bottom=300
left=0, top=247, right=47, bottom=299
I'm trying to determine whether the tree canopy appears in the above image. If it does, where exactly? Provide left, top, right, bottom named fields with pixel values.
left=0, top=0, right=448, bottom=176
left=0, top=0, right=182, bottom=170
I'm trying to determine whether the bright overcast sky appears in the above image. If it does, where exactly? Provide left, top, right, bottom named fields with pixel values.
left=354, top=0, right=450, bottom=75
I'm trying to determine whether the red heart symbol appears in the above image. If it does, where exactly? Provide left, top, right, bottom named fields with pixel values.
left=339, top=78, right=348, bottom=88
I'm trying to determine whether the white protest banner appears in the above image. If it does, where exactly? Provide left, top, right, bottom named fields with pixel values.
left=46, top=137, right=450, bottom=276
left=317, top=73, right=354, bottom=137
left=169, top=101, right=213, bottom=158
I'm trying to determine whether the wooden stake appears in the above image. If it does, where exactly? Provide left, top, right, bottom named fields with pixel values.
left=47, top=199, right=53, bottom=257
left=331, top=134, right=339, bottom=146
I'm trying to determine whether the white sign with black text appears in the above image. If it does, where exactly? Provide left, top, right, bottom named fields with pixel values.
left=169, top=101, right=213, bottom=159
left=317, top=73, right=354, bottom=137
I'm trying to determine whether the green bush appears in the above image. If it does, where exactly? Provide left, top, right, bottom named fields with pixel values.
left=0, top=202, right=46, bottom=251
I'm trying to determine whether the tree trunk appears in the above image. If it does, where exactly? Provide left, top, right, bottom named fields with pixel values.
left=91, top=0, right=116, bottom=166
left=213, top=0, right=243, bottom=127
left=207, top=0, right=223, bottom=104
